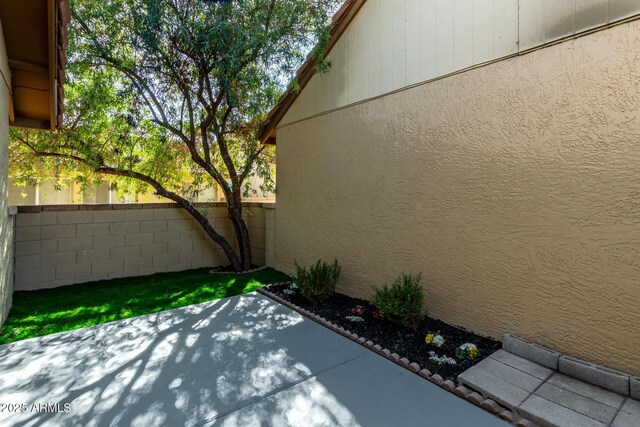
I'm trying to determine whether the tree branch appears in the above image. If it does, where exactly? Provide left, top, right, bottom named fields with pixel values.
left=18, top=136, right=241, bottom=268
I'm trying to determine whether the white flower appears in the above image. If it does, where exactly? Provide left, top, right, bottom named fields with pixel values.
left=345, top=316, right=364, bottom=322
left=456, top=343, right=479, bottom=359
left=441, top=355, right=457, bottom=365
left=428, top=351, right=457, bottom=366
left=282, top=289, right=295, bottom=296
left=290, top=283, right=299, bottom=290
left=432, top=335, right=445, bottom=348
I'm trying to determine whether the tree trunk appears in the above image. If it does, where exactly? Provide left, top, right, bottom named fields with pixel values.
left=119, top=174, right=251, bottom=273
left=22, top=144, right=253, bottom=273
left=178, top=193, right=253, bottom=273
left=189, top=205, right=244, bottom=272
left=149, top=184, right=247, bottom=272
left=227, top=197, right=253, bottom=271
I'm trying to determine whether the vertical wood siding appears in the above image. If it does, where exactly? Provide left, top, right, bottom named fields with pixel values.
left=280, top=0, right=640, bottom=126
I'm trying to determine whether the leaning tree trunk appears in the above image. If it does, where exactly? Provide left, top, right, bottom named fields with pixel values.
left=227, top=195, right=253, bottom=271
left=141, top=187, right=251, bottom=272
left=153, top=186, right=253, bottom=272
left=124, top=171, right=252, bottom=272
left=134, top=178, right=248, bottom=272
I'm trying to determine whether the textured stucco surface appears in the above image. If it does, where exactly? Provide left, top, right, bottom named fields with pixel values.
left=0, top=24, right=12, bottom=325
left=274, top=21, right=640, bottom=374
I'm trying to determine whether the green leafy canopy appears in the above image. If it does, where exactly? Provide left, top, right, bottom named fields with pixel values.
left=10, top=0, right=341, bottom=270
left=12, top=0, right=339, bottom=196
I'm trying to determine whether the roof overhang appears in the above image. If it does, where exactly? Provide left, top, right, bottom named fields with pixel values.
left=0, top=0, right=69, bottom=130
left=259, top=0, right=367, bottom=145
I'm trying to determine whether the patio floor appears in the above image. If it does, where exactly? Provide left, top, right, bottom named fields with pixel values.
left=0, top=293, right=506, bottom=427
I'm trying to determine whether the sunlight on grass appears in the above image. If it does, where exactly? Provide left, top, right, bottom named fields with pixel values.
left=243, top=279, right=265, bottom=293
left=0, top=268, right=291, bottom=345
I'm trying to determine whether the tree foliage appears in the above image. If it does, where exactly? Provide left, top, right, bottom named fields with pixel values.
left=11, top=0, right=340, bottom=271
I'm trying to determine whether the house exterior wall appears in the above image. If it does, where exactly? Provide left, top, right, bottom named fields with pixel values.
left=0, top=18, right=12, bottom=325
left=8, top=179, right=219, bottom=205
left=14, top=203, right=272, bottom=291
left=274, top=21, right=640, bottom=374
left=8, top=178, right=274, bottom=205
left=281, top=0, right=640, bottom=127
left=8, top=178, right=37, bottom=205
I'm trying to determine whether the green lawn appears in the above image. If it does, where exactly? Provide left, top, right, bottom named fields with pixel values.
left=0, top=267, right=291, bottom=345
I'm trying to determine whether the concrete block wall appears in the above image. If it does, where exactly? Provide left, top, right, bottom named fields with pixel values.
left=0, top=214, right=13, bottom=323
left=244, top=205, right=266, bottom=266
left=13, top=203, right=274, bottom=291
left=0, top=23, right=12, bottom=324
left=264, top=206, right=276, bottom=267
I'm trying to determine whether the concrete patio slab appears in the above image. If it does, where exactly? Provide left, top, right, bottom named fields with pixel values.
left=458, top=349, right=637, bottom=427
left=0, top=293, right=505, bottom=427
left=489, top=350, right=554, bottom=381
left=519, top=395, right=608, bottom=427
left=458, top=364, right=532, bottom=408
left=620, top=398, right=640, bottom=417
left=210, top=352, right=502, bottom=427
left=613, top=411, right=640, bottom=427
left=458, top=353, right=544, bottom=409
left=547, top=373, right=626, bottom=409
left=479, top=358, right=545, bottom=392
left=533, top=383, right=618, bottom=424
left=613, top=400, right=640, bottom=427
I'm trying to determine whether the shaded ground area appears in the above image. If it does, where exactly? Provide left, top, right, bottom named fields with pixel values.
left=0, top=268, right=291, bottom=344
left=0, top=293, right=506, bottom=427
left=268, top=282, right=501, bottom=381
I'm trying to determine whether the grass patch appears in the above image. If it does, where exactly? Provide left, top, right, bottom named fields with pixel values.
left=0, top=267, right=291, bottom=345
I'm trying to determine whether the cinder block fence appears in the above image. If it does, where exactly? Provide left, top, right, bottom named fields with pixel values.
left=13, top=203, right=275, bottom=291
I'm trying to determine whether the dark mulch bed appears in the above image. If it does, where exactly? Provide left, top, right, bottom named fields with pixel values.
left=267, top=283, right=501, bottom=381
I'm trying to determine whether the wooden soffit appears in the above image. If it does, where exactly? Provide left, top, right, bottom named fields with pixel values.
left=0, top=0, right=69, bottom=130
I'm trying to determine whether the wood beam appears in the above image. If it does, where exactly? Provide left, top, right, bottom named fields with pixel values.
left=8, top=60, right=48, bottom=74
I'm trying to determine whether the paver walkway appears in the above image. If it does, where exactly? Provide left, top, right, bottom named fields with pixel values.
left=0, top=293, right=505, bottom=427
left=459, top=350, right=640, bottom=427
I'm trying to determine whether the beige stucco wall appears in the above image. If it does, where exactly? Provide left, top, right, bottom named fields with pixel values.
left=0, top=19, right=12, bottom=325
left=14, top=203, right=271, bottom=291
left=275, top=21, right=640, bottom=374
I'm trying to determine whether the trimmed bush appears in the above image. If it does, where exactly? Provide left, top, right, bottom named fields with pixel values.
left=295, top=259, right=341, bottom=304
left=371, top=273, right=425, bottom=329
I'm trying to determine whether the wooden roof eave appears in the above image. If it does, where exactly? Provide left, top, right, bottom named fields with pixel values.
left=0, top=0, right=69, bottom=130
left=259, top=0, right=368, bottom=145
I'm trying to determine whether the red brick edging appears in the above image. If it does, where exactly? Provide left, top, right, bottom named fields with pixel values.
left=257, top=284, right=531, bottom=426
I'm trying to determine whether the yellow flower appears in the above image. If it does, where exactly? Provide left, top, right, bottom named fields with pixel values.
left=425, top=334, right=434, bottom=344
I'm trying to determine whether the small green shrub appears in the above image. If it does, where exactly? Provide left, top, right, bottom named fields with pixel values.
left=371, top=273, right=425, bottom=329
left=295, top=259, right=341, bottom=304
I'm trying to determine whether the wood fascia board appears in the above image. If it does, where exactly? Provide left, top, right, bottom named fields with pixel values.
left=47, top=0, right=57, bottom=129
left=0, top=16, right=12, bottom=115
left=8, top=93, right=14, bottom=122
left=11, top=117, right=50, bottom=130
left=8, top=60, right=48, bottom=74
left=259, top=0, right=367, bottom=144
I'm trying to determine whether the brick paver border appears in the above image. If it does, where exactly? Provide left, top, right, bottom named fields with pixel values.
left=258, top=284, right=533, bottom=426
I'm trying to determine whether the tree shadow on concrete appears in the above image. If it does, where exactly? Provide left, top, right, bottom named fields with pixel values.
left=0, top=294, right=367, bottom=427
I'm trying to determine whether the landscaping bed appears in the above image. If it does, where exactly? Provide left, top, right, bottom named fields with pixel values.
left=266, top=282, right=501, bottom=381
